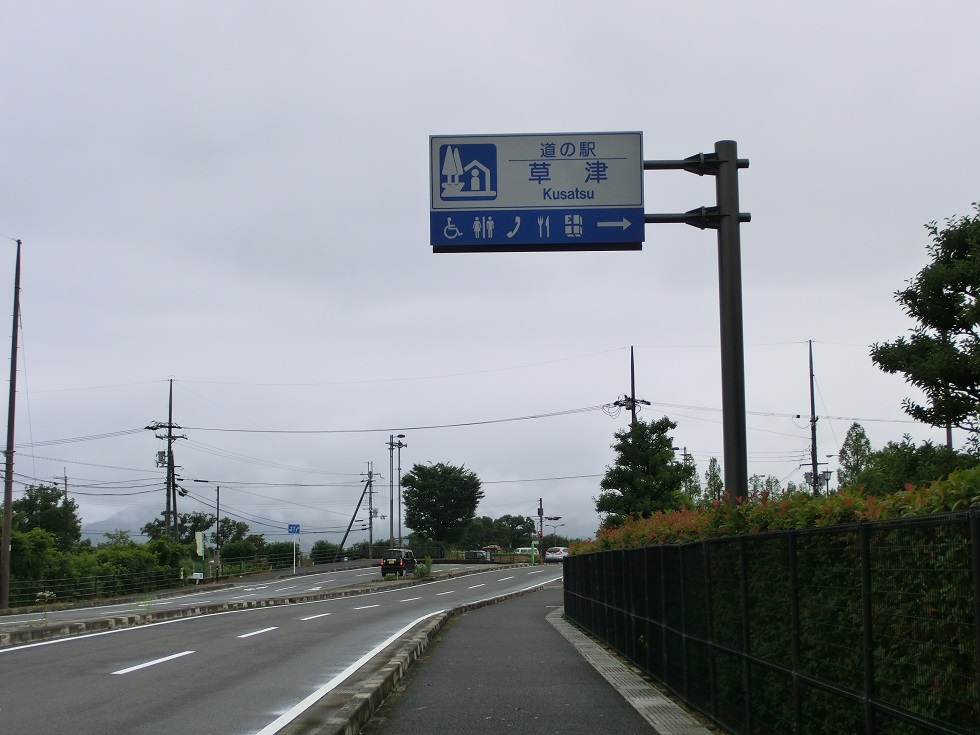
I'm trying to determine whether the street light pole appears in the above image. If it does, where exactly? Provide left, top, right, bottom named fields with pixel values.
left=0, top=240, right=21, bottom=610
left=395, top=438, right=406, bottom=546
left=388, top=435, right=394, bottom=545
left=386, top=434, right=405, bottom=546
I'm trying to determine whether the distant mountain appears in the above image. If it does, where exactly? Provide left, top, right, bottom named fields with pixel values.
left=80, top=507, right=158, bottom=544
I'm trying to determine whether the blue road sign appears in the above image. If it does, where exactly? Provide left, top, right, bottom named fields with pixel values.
left=288, top=524, right=300, bottom=534
left=431, top=132, right=643, bottom=252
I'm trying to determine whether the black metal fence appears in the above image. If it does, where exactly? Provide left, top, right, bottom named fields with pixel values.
left=564, top=507, right=980, bottom=735
left=9, top=568, right=182, bottom=607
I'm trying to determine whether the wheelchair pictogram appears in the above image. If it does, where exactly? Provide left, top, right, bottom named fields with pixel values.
left=443, top=217, right=463, bottom=240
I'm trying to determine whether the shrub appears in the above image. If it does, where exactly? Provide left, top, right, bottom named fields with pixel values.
left=573, top=467, right=980, bottom=553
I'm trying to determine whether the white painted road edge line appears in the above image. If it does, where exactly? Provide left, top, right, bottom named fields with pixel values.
left=254, top=610, right=444, bottom=735
left=111, top=650, right=195, bottom=675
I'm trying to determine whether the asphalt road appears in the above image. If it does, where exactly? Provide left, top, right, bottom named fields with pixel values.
left=0, top=559, right=488, bottom=629
left=0, top=565, right=561, bottom=734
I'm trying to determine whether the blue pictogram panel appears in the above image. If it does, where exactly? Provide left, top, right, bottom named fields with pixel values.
left=432, top=207, right=643, bottom=252
left=438, top=144, right=497, bottom=202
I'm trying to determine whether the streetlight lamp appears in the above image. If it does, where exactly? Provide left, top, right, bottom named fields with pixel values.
left=545, top=522, right=565, bottom=539
left=387, top=434, right=405, bottom=546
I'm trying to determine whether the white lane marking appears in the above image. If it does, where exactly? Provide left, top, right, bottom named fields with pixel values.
left=275, top=586, right=297, bottom=592
left=300, top=613, right=332, bottom=621
left=356, top=572, right=374, bottom=577
left=436, top=591, right=454, bottom=596
left=231, top=593, right=257, bottom=599
left=498, top=576, right=515, bottom=582
left=352, top=604, right=379, bottom=611
left=254, top=611, right=444, bottom=735
left=307, top=587, right=323, bottom=592
left=469, top=583, right=485, bottom=589
left=238, top=627, right=278, bottom=639
left=527, top=569, right=545, bottom=575
left=400, top=597, right=421, bottom=602
left=111, top=650, right=195, bottom=675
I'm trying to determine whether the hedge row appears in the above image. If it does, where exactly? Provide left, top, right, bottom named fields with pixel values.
left=572, top=466, right=980, bottom=552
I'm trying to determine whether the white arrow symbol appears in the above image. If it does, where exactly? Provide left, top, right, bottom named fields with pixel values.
left=597, top=218, right=632, bottom=230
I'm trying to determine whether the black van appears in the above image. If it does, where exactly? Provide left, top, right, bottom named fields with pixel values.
left=380, top=548, right=417, bottom=577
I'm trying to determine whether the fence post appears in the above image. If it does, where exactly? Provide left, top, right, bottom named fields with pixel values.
left=788, top=530, right=803, bottom=735
left=703, top=540, right=718, bottom=721
left=859, top=522, right=876, bottom=734
left=971, top=505, right=980, bottom=724
left=739, top=537, right=753, bottom=734
left=679, top=545, right=689, bottom=700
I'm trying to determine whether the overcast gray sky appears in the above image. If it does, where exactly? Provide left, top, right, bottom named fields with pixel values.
left=1, top=1, right=977, bottom=546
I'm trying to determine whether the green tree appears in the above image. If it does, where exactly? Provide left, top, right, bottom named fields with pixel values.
left=310, top=539, right=340, bottom=564
left=265, top=541, right=296, bottom=568
left=141, top=511, right=216, bottom=546
left=401, top=462, right=484, bottom=545
left=219, top=538, right=260, bottom=566
left=216, top=517, right=251, bottom=545
left=680, top=453, right=702, bottom=502
left=460, top=516, right=494, bottom=549
left=12, top=484, right=82, bottom=552
left=101, top=530, right=135, bottom=547
left=704, top=457, right=724, bottom=502
left=596, top=417, right=693, bottom=526
left=9, top=528, right=62, bottom=580
left=837, top=423, right=874, bottom=488
left=850, top=435, right=976, bottom=495
left=492, top=514, right=537, bottom=549
left=871, top=205, right=980, bottom=440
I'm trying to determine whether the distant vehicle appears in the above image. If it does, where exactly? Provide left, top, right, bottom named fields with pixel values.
left=380, top=548, right=417, bottom=577
left=545, top=547, right=569, bottom=562
left=464, top=549, right=489, bottom=561
left=513, top=547, right=538, bottom=559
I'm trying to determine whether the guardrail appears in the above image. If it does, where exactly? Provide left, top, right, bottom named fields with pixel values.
left=563, top=508, right=980, bottom=735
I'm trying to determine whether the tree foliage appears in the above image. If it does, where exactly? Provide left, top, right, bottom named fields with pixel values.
left=310, top=539, right=340, bottom=564
left=458, top=514, right=538, bottom=550
left=847, top=435, right=976, bottom=495
left=596, top=417, right=693, bottom=526
left=265, top=540, right=296, bottom=568
left=11, top=484, right=82, bottom=552
left=704, top=457, right=724, bottom=502
left=837, top=423, right=873, bottom=487
left=871, top=205, right=980, bottom=439
left=401, top=462, right=484, bottom=544
left=141, top=511, right=218, bottom=546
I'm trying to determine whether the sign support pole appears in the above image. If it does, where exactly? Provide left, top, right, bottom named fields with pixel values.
left=644, top=140, right=750, bottom=502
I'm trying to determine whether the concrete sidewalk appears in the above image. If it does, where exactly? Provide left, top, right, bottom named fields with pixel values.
left=356, top=582, right=715, bottom=735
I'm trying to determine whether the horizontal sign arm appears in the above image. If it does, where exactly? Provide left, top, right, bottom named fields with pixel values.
left=645, top=207, right=751, bottom=230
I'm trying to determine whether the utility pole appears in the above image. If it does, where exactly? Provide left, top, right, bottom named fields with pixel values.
left=365, top=461, right=375, bottom=549
left=612, top=347, right=649, bottom=424
left=1, top=239, right=22, bottom=610
left=809, top=340, right=819, bottom=495
left=630, top=346, right=638, bottom=425
left=145, top=379, right=185, bottom=541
